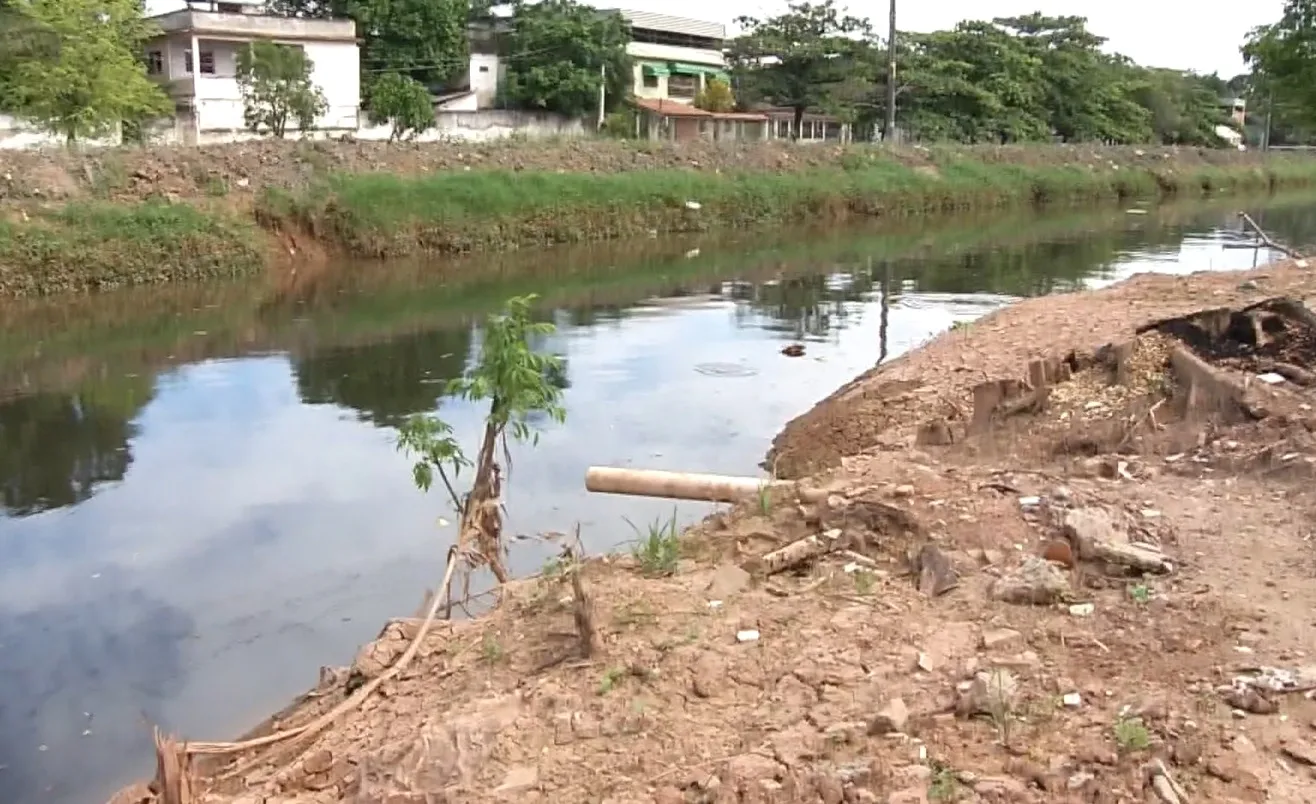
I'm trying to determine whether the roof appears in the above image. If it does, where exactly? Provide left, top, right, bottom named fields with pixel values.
left=607, top=9, right=724, bottom=40
left=633, top=98, right=766, bottom=121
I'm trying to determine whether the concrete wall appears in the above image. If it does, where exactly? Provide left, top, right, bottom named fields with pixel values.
left=469, top=53, right=503, bottom=109
left=0, top=114, right=120, bottom=150
left=357, top=110, right=587, bottom=143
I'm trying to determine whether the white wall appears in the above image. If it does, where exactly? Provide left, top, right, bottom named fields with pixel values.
left=469, top=53, right=502, bottom=110
left=0, top=114, right=120, bottom=150
left=627, top=41, right=726, bottom=68
left=356, top=110, right=587, bottom=143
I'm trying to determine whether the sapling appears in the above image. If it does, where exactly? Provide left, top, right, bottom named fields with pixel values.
left=397, top=294, right=566, bottom=585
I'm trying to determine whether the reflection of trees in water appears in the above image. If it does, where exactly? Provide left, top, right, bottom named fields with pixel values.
left=730, top=271, right=877, bottom=339
left=0, top=582, right=193, bottom=804
left=0, top=379, right=153, bottom=517
left=294, top=326, right=476, bottom=427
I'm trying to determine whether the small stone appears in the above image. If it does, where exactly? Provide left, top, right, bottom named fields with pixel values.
left=736, top=629, right=760, bottom=643
left=885, top=789, right=928, bottom=804
left=1221, top=687, right=1278, bottom=715
left=868, top=697, right=909, bottom=735
left=301, top=749, right=332, bottom=775
left=1040, top=539, right=1075, bottom=568
left=893, top=484, right=915, bottom=498
left=494, top=765, right=539, bottom=794
left=989, top=556, right=1070, bottom=605
left=1069, top=603, right=1095, bottom=617
left=981, top=628, right=1024, bottom=650
left=1061, top=692, right=1082, bottom=708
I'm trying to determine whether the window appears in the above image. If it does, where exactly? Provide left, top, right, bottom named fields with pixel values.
left=184, top=50, right=192, bottom=73
left=217, top=2, right=242, bottom=10
left=776, top=119, right=790, bottom=138
left=642, top=72, right=658, bottom=89
left=667, top=74, right=697, bottom=99
left=478, top=65, right=489, bottom=73
left=146, top=50, right=163, bottom=75
left=199, top=51, right=215, bottom=75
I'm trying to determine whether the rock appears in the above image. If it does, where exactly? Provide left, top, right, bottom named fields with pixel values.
left=989, top=556, right=1070, bottom=605
left=302, top=749, right=333, bottom=775
left=691, top=652, right=725, bottom=699
left=1040, top=539, right=1075, bottom=568
left=868, top=697, right=909, bottom=735
left=652, top=786, right=684, bottom=804
left=973, top=776, right=1028, bottom=797
left=494, top=765, right=539, bottom=794
left=723, top=753, right=784, bottom=791
left=707, top=563, right=751, bottom=599
left=914, top=543, right=959, bottom=597
left=981, top=628, right=1024, bottom=650
left=1281, top=739, right=1316, bottom=766
left=958, top=669, right=1018, bottom=717
left=769, top=726, right=820, bottom=768
left=1221, top=687, right=1278, bottom=715
left=886, top=789, right=928, bottom=804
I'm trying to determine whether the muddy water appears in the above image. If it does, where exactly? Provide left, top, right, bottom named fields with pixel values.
left=3, top=195, right=1316, bottom=803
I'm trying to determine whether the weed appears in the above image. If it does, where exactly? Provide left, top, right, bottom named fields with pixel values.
left=1128, top=583, right=1151, bottom=604
left=1113, top=715, right=1151, bottom=752
left=755, top=483, right=773, bottom=516
left=852, top=568, right=875, bottom=595
left=928, top=761, right=960, bottom=801
left=598, top=666, right=627, bottom=695
left=480, top=633, right=505, bottom=663
left=202, top=176, right=229, bottom=197
left=628, top=509, right=681, bottom=577
left=950, top=319, right=972, bottom=331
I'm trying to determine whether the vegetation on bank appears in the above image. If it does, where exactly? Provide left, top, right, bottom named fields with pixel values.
left=0, top=200, right=264, bottom=296
left=260, top=151, right=1316, bottom=258
left=4, top=146, right=1316, bottom=296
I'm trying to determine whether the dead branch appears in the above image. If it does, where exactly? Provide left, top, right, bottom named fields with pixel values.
left=756, top=529, right=844, bottom=575
left=153, top=728, right=194, bottom=804
left=1258, top=359, right=1316, bottom=386
left=180, top=546, right=463, bottom=759
left=1239, top=212, right=1305, bottom=261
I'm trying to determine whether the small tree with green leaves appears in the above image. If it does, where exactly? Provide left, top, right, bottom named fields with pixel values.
left=1, top=0, right=171, bottom=145
left=695, top=77, right=736, bottom=112
left=367, top=71, right=434, bottom=142
left=398, top=295, right=566, bottom=585
left=235, top=41, right=328, bottom=138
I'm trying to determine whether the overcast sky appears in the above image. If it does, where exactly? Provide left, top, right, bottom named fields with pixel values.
left=152, top=0, right=1284, bottom=78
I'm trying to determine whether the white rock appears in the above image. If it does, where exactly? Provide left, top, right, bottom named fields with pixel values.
left=1069, top=603, right=1095, bottom=617
left=736, top=629, right=760, bottom=643
left=1062, top=692, right=1082, bottom=708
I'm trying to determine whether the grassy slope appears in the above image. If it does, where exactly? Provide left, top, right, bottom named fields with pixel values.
left=3, top=145, right=1316, bottom=297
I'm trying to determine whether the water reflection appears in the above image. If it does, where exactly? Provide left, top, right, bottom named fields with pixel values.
left=3, top=195, right=1316, bottom=804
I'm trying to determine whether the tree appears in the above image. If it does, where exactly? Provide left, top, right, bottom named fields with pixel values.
left=502, top=0, right=631, bottom=117
left=367, top=71, right=434, bottom=141
left=397, top=295, right=566, bottom=585
left=235, top=41, right=328, bottom=138
left=729, top=1, right=872, bottom=137
left=1, top=0, right=171, bottom=144
left=695, top=77, right=735, bottom=112
left=346, top=0, right=468, bottom=90
left=1244, top=0, right=1316, bottom=130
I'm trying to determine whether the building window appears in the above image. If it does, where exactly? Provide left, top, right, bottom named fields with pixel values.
left=199, top=51, right=215, bottom=75
left=217, top=2, right=242, bottom=10
left=478, top=65, right=489, bottom=73
left=184, top=50, right=192, bottom=73
left=776, top=118, right=790, bottom=138
left=642, top=72, right=658, bottom=89
left=146, top=50, right=163, bottom=75
left=667, top=74, right=697, bottom=99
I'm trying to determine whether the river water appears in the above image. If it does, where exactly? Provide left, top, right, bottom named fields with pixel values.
left=3, top=195, right=1316, bottom=803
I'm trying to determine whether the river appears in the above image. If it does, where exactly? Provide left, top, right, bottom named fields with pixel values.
left=2, top=195, right=1316, bottom=803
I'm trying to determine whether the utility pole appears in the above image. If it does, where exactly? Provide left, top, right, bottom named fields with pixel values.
left=883, top=0, right=897, bottom=142
left=598, top=64, right=607, bottom=129
left=1263, top=91, right=1274, bottom=151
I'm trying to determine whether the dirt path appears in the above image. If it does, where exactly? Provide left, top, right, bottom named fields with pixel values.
left=111, top=261, right=1316, bottom=804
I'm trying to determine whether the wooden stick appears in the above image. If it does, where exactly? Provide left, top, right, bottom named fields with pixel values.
left=585, top=466, right=793, bottom=502
left=758, top=529, right=843, bottom=575
left=1239, top=212, right=1306, bottom=261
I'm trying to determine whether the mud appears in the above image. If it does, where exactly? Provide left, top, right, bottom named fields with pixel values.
left=109, top=260, right=1316, bottom=804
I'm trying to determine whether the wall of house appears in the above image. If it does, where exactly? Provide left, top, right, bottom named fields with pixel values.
left=469, top=53, right=502, bottom=109
left=0, top=114, right=122, bottom=149
left=145, top=35, right=359, bottom=137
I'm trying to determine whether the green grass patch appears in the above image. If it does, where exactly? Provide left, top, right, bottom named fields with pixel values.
left=260, top=151, right=1316, bottom=259
left=0, top=200, right=264, bottom=297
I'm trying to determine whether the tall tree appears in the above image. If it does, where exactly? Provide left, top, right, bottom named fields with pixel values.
left=1, top=0, right=171, bottom=144
left=1244, top=0, right=1316, bottom=130
left=502, top=0, right=631, bottom=118
left=729, top=0, right=872, bottom=135
left=235, top=41, right=328, bottom=137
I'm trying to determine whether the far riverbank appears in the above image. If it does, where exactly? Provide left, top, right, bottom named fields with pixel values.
left=4, top=140, right=1316, bottom=297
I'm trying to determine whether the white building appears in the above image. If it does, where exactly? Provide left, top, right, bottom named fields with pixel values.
left=144, top=0, right=360, bottom=144
left=611, top=10, right=728, bottom=106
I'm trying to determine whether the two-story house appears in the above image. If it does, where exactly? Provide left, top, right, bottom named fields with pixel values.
left=144, top=0, right=360, bottom=145
left=612, top=9, right=728, bottom=105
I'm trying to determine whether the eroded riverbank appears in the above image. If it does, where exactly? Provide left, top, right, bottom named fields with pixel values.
left=6, top=197, right=1316, bottom=804
left=109, top=266, right=1316, bottom=801
left=5, top=141, right=1316, bottom=296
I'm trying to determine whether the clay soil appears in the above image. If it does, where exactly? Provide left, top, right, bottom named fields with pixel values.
left=111, top=261, right=1316, bottom=804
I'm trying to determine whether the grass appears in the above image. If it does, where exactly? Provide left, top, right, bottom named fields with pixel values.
left=1114, top=714, right=1152, bottom=752
left=0, top=200, right=264, bottom=297
left=627, top=510, right=681, bottom=577
left=257, top=149, right=1316, bottom=259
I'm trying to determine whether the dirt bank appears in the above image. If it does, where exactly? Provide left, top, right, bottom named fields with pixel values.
left=108, top=258, right=1316, bottom=804
left=4, top=141, right=1316, bottom=297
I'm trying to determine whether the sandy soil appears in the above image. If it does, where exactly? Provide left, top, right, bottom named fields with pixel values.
left=110, top=260, right=1316, bottom=804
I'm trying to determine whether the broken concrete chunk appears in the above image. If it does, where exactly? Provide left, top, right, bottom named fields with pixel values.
left=981, top=628, right=1024, bottom=650
left=958, top=668, right=1019, bottom=717
left=989, top=556, right=1070, bottom=605
left=867, top=697, right=909, bottom=735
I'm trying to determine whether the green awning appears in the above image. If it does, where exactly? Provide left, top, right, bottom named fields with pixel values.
left=641, top=63, right=670, bottom=77
left=670, top=62, right=720, bottom=76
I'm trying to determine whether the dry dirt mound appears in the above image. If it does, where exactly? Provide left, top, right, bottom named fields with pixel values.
left=767, top=260, right=1316, bottom=479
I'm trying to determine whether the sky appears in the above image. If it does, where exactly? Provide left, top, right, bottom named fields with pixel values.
left=149, top=0, right=1284, bottom=78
